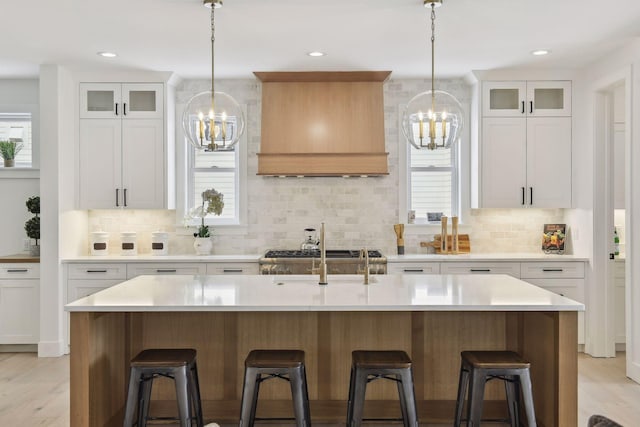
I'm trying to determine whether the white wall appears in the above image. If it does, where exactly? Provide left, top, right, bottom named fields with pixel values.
left=0, top=79, right=39, bottom=255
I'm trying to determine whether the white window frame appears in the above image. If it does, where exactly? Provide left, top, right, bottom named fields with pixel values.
left=177, top=104, right=247, bottom=233
left=399, top=109, right=465, bottom=230
left=0, top=104, right=39, bottom=178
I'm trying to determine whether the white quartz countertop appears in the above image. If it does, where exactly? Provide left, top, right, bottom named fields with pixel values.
left=61, top=255, right=261, bottom=263
left=65, top=274, right=584, bottom=313
left=387, top=253, right=589, bottom=262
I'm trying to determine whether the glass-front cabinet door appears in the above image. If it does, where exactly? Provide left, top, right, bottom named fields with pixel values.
left=482, top=81, right=527, bottom=117
left=526, top=81, right=571, bottom=117
left=483, top=81, right=571, bottom=117
left=80, top=83, right=163, bottom=119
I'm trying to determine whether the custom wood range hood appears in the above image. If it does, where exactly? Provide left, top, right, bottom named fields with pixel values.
left=255, top=71, right=390, bottom=176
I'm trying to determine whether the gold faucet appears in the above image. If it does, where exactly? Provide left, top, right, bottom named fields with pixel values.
left=360, top=248, right=370, bottom=284
left=318, top=222, right=328, bottom=285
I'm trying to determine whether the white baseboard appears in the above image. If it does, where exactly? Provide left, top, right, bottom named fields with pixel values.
left=616, top=343, right=626, bottom=352
left=38, top=340, right=65, bottom=357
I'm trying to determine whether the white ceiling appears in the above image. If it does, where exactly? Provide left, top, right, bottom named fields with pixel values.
left=2, top=0, right=640, bottom=79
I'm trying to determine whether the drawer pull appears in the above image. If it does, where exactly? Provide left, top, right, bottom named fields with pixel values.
left=403, top=269, right=424, bottom=273
left=470, top=269, right=491, bottom=272
left=542, top=269, right=563, bottom=272
left=86, top=270, right=108, bottom=273
left=156, top=269, right=177, bottom=273
left=7, top=269, right=28, bottom=273
left=223, top=269, right=243, bottom=273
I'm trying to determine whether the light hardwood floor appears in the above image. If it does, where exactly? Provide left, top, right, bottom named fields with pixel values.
left=0, top=352, right=637, bottom=426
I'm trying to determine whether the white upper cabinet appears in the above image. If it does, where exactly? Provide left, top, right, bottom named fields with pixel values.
left=78, top=82, right=165, bottom=209
left=80, top=83, right=163, bottom=119
left=482, top=81, right=571, bottom=117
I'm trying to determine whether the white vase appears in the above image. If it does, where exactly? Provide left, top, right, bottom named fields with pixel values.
left=193, top=237, right=212, bottom=255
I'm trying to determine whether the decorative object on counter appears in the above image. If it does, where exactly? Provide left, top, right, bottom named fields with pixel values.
left=393, top=223, right=405, bottom=254
left=182, top=0, right=245, bottom=152
left=0, top=140, right=23, bottom=167
left=420, top=234, right=470, bottom=254
left=151, top=231, right=169, bottom=256
left=440, top=216, right=448, bottom=253
left=24, top=195, right=40, bottom=256
left=451, top=216, right=459, bottom=254
left=542, top=223, right=566, bottom=254
left=401, top=0, right=463, bottom=150
left=120, top=232, right=138, bottom=256
left=614, top=227, right=620, bottom=256
left=422, top=216, right=469, bottom=254
left=300, top=227, right=320, bottom=252
left=191, top=188, right=224, bottom=255
left=90, top=231, right=109, bottom=256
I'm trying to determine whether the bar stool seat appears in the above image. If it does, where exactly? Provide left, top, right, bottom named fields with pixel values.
left=454, top=350, right=536, bottom=427
left=123, top=348, right=204, bottom=427
left=347, top=350, right=419, bottom=427
left=239, top=349, right=311, bottom=427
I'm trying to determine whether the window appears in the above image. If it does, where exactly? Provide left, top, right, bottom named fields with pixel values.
left=0, top=113, right=32, bottom=168
left=408, top=143, right=459, bottom=222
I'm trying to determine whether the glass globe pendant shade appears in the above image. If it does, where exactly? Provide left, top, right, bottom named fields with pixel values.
left=401, top=89, right=464, bottom=150
left=182, top=90, right=245, bottom=151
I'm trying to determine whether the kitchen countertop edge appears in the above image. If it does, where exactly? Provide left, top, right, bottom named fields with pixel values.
left=61, top=255, right=261, bottom=263
left=387, top=253, right=589, bottom=262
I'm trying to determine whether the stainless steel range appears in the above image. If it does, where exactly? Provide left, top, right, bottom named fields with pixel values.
left=259, top=249, right=387, bottom=275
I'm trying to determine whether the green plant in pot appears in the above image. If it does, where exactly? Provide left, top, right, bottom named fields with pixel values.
left=25, top=196, right=40, bottom=256
left=190, top=189, right=224, bottom=255
left=0, top=140, right=23, bottom=167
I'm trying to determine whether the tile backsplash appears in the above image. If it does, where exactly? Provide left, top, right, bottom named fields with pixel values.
left=86, top=77, right=567, bottom=256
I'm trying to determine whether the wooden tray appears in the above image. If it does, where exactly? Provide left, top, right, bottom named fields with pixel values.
left=420, top=234, right=470, bottom=254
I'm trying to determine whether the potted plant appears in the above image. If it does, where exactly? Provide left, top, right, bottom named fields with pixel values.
left=191, top=188, right=224, bottom=255
left=0, top=140, right=23, bottom=167
left=24, top=196, right=40, bottom=256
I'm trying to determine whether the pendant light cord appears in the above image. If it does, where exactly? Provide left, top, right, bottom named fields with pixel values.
left=430, top=3, right=436, bottom=115
left=210, top=3, right=216, bottom=113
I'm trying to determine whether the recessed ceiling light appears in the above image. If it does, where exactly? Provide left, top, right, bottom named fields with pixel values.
left=307, top=51, right=326, bottom=57
left=531, top=49, right=551, bottom=56
left=97, top=52, right=117, bottom=58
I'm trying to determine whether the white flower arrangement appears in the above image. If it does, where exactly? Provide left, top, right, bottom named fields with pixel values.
left=185, top=189, right=224, bottom=238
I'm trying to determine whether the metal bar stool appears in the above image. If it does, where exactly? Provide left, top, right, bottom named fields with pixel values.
left=123, top=348, right=204, bottom=427
left=346, top=350, right=419, bottom=427
left=454, top=350, right=536, bottom=427
left=239, top=349, right=311, bottom=427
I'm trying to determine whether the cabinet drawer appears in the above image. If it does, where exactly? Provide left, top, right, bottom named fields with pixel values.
left=67, top=279, right=122, bottom=303
left=127, top=263, right=207, bottom=279
left=520, top=262, right=584, bottom=279
left=0, top=263, right=39, bottom=279
left=68, top=263, right=127, bottom=280
left=387, top=263, right=440, bottom=274
left=206, top=263, right=259, bottom=275
left=524, top=278, right=584, bottom=299
left=440, top=262, right=520, bottom=278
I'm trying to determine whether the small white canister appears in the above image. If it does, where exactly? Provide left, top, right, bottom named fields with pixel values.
left=151, top=232, right=169, bottom=256
left=90, top=232, right=109, bottom=256
left=120, top=232, right=138, bottom=256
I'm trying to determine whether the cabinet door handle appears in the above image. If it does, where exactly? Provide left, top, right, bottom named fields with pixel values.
left=521, top=187, right=525, bottom=205
left=542, top=268, right=563, bottom=272
left=86, top=270, right=108, bottom=273
left=115, top=103, right=118, bottom=116
left=530, top=187, right=533, bottom=205
left=156, top=269, right=177, bottom=273
left=529, top=101, right=533, bottom=114
left=123, top=189, right=127, bottom=207
left=123, top=103, right=127, bottom=116
left=521, top=101, right=525, bottom=114
left=223, top=269, right=243, bottom=273
left=116, top=189, right=119, bottom=207
left=7, top=269, right=28, bottom=273
left=403, top=269, right=424, bottom=273
left=470, top=269, right=491, bottom=272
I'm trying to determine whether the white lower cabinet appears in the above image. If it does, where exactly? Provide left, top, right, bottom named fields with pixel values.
left=0, top=264, right=39, bottom=344
left=440, top=262, right=521, bottom=278
left=387, top=262, right=440, bottom=275
left=126, top=263, right=207, bottom=279
left=520, top=261, right=585, bottom=345
left=207, top=262, right=259, bottom=275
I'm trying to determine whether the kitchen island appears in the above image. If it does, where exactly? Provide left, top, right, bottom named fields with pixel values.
left=66, top=274, right=583, bottom=426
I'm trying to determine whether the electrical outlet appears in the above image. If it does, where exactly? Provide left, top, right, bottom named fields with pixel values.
left=22, top=239, right=31, bottom=251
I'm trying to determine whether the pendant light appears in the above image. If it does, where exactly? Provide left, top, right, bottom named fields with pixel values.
left=182, top=0, right=245, bottom=152
left=401, top=0, right=463, bottom=150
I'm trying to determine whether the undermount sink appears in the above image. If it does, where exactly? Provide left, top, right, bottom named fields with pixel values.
left=271, top=275, right=377, bottom=286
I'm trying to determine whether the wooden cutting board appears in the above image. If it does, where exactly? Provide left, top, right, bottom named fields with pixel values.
left=420, top=234, right=470, bottom=254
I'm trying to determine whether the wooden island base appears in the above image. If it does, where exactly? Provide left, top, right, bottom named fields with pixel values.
left=70, top=310, right=577, bottom=426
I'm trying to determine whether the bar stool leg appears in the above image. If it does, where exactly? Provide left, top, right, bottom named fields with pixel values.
left=301, top=364, right=312, bottom=427
left=174, top=366, right=191, bottom=427
left=138, top=374, right=154, bottom=427
left=349, top=368, right=369, bottom=427
left=290, top=366, right=311, bottom=427
left=519, top=372, right=537, bottom=427
left=346, top=365, right=356, bottom=426
left=239, top=367, right=261, bottom=427
left=504, top=376, right=519, bottom=427
left=399, top=369, right=419, bottom=427
left=466, top=369, right=486, bottom=427
left=396, top=372, right=409, bottom=427
left=189, top=362, right=204, bottom=427
left=454, top=365, right=470, bottom=427
left=123, top=367, right=140, bottom=427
